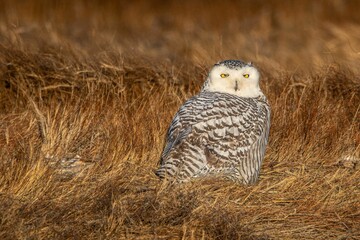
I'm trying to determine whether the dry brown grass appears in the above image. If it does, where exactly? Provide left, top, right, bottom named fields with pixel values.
left=0, top=0, right=359, bottom=239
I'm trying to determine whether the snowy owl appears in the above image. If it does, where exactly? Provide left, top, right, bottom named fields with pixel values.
left=156, top=60, right=270, bottom=184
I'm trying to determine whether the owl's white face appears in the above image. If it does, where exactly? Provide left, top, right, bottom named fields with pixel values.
left=202, top=61, right=263, bottom=98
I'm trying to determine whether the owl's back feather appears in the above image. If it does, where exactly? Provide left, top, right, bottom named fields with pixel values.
left=156, top=91, right=270, bottom=184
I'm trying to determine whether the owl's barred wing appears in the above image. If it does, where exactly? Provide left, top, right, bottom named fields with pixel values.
left=160, top=94, right=217, bottom=162
left=244, top=113, right=270, bottom=183
left=160, top=113, right=191, bottom=162
left=231, top=102, right=270, bottom=184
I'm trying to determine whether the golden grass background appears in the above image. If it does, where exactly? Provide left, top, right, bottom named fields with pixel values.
left=0, top=0, right=359, bottom=239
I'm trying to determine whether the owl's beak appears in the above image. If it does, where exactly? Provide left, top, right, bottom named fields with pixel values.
left=234, top=80, right=239, bottom=91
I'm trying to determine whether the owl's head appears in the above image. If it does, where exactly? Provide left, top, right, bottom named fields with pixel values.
left=202, top=60, right=263, bottom=98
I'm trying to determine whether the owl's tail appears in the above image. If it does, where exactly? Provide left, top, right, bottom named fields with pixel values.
left=154, top=168, right=165, bottom=179
left=155, top=158, right=181, bottom=180
left=155, top=165, right=176, bottom=180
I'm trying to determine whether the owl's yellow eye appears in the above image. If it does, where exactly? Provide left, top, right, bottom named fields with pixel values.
left=220, top=73, right=229, bottom=78
left=243, top=74, right=250, bottom=78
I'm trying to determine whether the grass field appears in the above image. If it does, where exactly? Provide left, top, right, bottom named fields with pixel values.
left=0, top=0, right=359, bottom=239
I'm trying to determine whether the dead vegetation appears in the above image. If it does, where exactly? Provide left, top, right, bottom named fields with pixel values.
left=0, top=0, right=359, bottom=239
